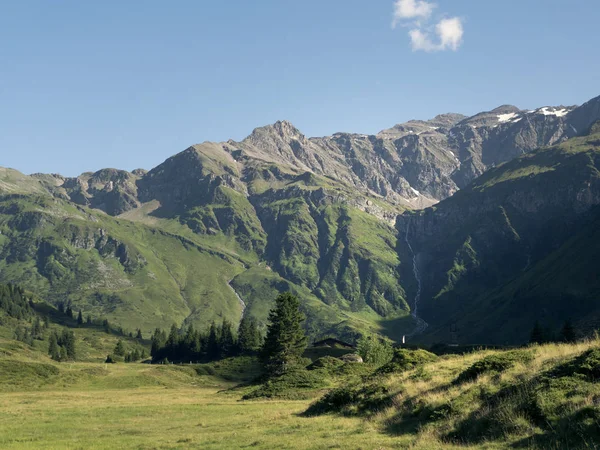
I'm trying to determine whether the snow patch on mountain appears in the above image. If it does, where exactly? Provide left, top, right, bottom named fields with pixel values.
left=497, top=112, right=518, bottom=123
left=533, top=107, right=571, bottom=117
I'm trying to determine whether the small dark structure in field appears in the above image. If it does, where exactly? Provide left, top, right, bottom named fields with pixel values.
left=313, top=338, right=355, bottom=349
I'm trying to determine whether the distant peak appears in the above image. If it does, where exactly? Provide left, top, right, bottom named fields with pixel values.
left=271, top=120, right=302, bottom=135
left=490, top=105, right=521, bottom=114
left=132, top=168, right=147, bottom=177
left=245, top=120, right=305, bottom=143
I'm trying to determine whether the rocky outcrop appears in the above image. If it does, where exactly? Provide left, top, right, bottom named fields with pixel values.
left=35, top=169, right=141, bottom=216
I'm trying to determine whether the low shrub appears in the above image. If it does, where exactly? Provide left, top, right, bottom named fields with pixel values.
left=242, top=368, right=329, bottom=400
left=304, top=381, right=392, bottom=416
left=378, top=348, right=438, bottom=374
left=307, top=356, right=345, bottom=372
left=551, top=348, right=600, bottom=380
left=454, top=350, right=533, bottom=384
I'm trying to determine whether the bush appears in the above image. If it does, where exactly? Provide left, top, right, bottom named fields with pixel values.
left=304, top=381, right=392, bottom=416
left=242, top=368, right=329, bottom=400
left=356, top=335, right=393, bottom=366
left=551, top=348, right=600, bottom=380
left=307, top=356, right=345, bottom=372
left=378, top=348, right=438, bottom=374
left=455, top=350, right=533, bottom=384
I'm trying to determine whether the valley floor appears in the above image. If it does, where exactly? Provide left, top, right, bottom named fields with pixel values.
left=3, top=339, right=600, bottom=449
left=0, top=363, right=415, bottom=450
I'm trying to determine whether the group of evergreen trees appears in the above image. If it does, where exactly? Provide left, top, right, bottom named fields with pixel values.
left=149, top=292, right=309, bottom=376
left=14, top=316, right=48, bottom=345
left=530, top=319, right=578, bottom=344
left=150, top=316, right=262, bottom=363
left=106, top=339, right=147, bottom=363
left=0, top=283, right=34, bottom=320
left=48, top=329, right=76, bottom=361
left=2, top=282, right=308, bottom=375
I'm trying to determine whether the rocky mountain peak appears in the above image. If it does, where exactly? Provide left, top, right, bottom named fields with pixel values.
left=427, top=113, right=467, bottom=128
left=490, top=105, right=521, bottom=114
left=245, top=120, right=306, bottom=144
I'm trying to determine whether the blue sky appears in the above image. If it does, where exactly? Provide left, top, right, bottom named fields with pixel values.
left=1, top=0, right=598, bottom=176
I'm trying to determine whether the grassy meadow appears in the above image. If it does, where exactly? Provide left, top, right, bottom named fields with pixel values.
left=0, top=361, right=413, bottom=450
left=2, top=330, right=600, bottom=449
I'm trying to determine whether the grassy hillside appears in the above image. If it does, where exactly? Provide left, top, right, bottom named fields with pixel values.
left=306, top=339, right=600, bottom=448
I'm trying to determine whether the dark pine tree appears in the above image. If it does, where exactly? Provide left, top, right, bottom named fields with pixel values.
left=207, top=322, right=220, bottom=361
left=136, top=329, right=143, bottom=340
left=77, top=311, right=83, bottom=326
left=150, top=328, right=167, bottom=358
left=166, top=324, right=180, bottom=359
left=220, top=319, right=235, bottom=357
left=238, top=317, right=261, bottom=354
left=530, top=321, right=544, bottom=344
left=114, top=340, right=126, bottom=357
left=62, top=330, right=76, bottom=360
left=48, top=332, right=60, bottom=361
left=59, top=345, right=68, bottom=362
left=32, top=316, right=43, bottom=340
left=260, top=292, right=307, bottom=375
left=560, top=320, right=577, bottom=343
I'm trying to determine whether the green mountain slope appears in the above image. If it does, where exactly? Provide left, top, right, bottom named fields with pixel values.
left=401, top=130, right=600, bottom=344
left=2, top=104, right=600, bottom=346
left=0, top=138, right=415, bottom=340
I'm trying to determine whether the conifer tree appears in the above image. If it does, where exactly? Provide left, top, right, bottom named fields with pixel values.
left=166, top=324, right=180, bottom=359
left=207, top=322, right=220, bottom=361
left=136, top=329, right=143, bottom=340
left=260, top=292, right=307, bottom=375
left=530, top=321, right=544, bottom=344
left=560, top=320, right=577, bottom=343
left=48, top=332, right=60, bottom=361
left=238, top=317, right=261, bottom=353
left=62, top=330, right=76, bottom=359
left=59, top=345, right=68, bottom=361
left=32, top=316, right=43, bottom=339
left=77, top=310, right=83, bottom=326
left=150, top=328, right=166, bottom=357
left=220, top=319, right=235, bottom=357
left=114, top=340, right=126, bottom=357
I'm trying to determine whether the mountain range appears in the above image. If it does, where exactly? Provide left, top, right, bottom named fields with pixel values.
left=1, top=94, right=599, bottom=344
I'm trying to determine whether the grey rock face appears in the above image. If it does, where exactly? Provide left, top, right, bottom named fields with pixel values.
left=35, top=168, right=141, bottom=216
left=34, top=94, right=600, bottom=217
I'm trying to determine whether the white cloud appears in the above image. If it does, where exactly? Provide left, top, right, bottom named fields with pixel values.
left=436, top=17, right=464, bottom=51
left=408, top=29, right=437, bottom=52
left=392, top=0, right=436, bottom=27
left=393, top=1, right=464, bottom=52
left=409, top=17, right=464, bottom=52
